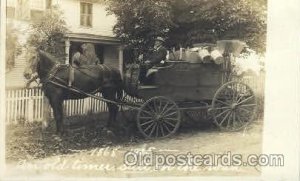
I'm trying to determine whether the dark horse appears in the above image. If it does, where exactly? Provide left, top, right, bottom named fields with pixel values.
left=24, top=50, right=123, bottom=135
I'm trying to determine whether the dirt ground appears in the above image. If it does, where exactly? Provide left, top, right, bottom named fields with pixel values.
left=5, top=112, right=263, bottom=178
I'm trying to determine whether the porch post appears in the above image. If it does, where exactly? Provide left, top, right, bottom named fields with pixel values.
left=118, top=45, right=124, bottom=78
left=65, top=39, right=70, bottom=64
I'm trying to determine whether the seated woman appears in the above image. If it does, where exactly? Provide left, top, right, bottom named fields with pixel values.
left=68, top=43, right=100, bottom=86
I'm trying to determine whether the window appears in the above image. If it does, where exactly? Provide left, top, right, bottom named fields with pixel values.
left=80, top=2, right=93, bottom=27
left=30, top=0, right=45, bottom=10
left=7, top=0, right=16, bottom=7
left=6, top=0, right=16, bottom=18
left=30, top=0, right=45, bottom=21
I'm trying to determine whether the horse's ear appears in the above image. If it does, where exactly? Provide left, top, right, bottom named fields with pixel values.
left=37, top=49, right=46, bottom=57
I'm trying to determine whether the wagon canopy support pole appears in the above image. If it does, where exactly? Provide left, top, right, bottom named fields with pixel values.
left=65, top=39, right=70, bottom=65
left=118, top=46, right=124, bottom=78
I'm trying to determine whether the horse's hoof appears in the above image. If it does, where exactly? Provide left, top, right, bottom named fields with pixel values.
left=106, top=129, right=115, bottom=137
left=53, top=135, right=62, bottom=142
left=103, top=128, right=116, bottom=140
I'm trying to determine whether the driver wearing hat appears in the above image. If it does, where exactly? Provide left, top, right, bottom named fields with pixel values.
left=145, top=37, right=167, bottom=65
left=139, top=37, right=167, bottom=84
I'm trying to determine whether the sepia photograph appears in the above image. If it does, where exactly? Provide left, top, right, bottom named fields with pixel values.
left=0, top=0, right=299, bottom=180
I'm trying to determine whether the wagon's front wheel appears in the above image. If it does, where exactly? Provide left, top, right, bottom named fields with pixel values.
left=212, top=81, right=257, bottom=131
left=137, top=96, right=181, bottom=139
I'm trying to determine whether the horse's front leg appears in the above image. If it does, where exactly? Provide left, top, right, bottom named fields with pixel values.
left=52, top=100, right=64, bottom=135
left=102, top=88, right=119, bottom=129
left=106, top=102, right=118, bottom=129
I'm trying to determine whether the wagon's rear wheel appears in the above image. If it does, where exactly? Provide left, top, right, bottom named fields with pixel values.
left=137, top=96, right=181, bottom=139
left=212, top=81, right=257, bottom=131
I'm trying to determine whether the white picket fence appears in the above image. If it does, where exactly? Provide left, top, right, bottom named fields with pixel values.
left=5, top=87, right=111, bottom=124
left=6, top=87, right=44, bottom=124
left=5, top=74, right=265, bottom=124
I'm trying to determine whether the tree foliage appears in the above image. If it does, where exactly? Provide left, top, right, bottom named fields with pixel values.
left=106, top=0, right=173, bottom=55
left=106, top=0, right=267, bottom=54
left=27, top=6, right=68, bottom=62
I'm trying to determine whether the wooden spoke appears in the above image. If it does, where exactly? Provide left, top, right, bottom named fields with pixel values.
left=160, top=102, right=171, bottom=114
left=162, top=122, right=171, bottom=133
left=161, top=104, right=177, bottom=115
left=159, top=123, right=165, bottom=137
left=144, top=122, right=155, bottom=132
left=163, top=111, right=178, bottom=118
left=140, top=119, right=155, bottom=126
left=215, top=109, right=231, bottom=119
left=164, top=120, right=176, bottom=128
left=226, top=112, right=233, bottom=128
left=236, top=114, right=244, bottom=124
left=148, top=122, right=157, bottom=137
left=239, top=104, right=257, bottom=107
left=218, top=111, right=231, bottom=126
left=163, top=117, right=179, bottom=121
left=157, top=99, right=162, bottom=112
left=237, top=95, right=254, bottom=105
left=213, top=106, right=231, bottom=110
left=140, top=110, right=153, bottom=116
left=146, top=104, right=155, bottom=113
left=239, top=107, right=252, bottom=113
left=215, top=99, right=231, bottom=106
left=232, top=112, right=237, bottom=128
left=155, top=124, right=159, bottom=138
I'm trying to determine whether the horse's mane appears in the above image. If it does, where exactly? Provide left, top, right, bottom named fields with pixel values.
left=38, top=50, right=61, bottom=64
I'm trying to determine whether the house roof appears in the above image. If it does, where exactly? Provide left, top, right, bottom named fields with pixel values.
left=65, top=32, right=121, bottom=45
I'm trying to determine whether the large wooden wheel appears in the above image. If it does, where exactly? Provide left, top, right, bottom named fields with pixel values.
left=137, top=96, right=181, bottom=139
left=211, top=81, right=257, bottom=131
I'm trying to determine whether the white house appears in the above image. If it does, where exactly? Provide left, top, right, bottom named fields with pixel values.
left=5, top=0, right=123, bottom=88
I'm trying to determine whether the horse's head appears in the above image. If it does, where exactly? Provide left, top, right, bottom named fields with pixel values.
left=24, top=49, right=58, bottom=80
left=24, top=47, right=39, bottom=80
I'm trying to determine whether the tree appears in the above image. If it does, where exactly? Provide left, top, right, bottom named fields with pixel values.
left=168, top=0, right=267, bottom=53
left=27, top=5, right=68, bottom=62
left=106, top=0, right=173, bottom=56
left=6, top=23, right=21, bottom=71
left=106, top=0, right=267, bottom=54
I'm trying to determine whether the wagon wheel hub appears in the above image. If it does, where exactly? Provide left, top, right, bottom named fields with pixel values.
left=155, top=115, right=163, bottom=122
left=231, top=103, right=238, bottom=110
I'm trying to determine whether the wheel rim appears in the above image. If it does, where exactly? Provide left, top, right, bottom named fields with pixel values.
left=212, top=81, right=257, bottom=131
left=137, top=96, right=181, bottom=139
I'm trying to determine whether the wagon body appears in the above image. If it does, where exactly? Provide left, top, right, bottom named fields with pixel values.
left=137, top=61, right=223, bottom=101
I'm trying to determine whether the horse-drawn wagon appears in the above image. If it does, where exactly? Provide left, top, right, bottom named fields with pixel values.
left=24, top=40, right=257, bottom=139
left=122, top=40, right=257, bottom=139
